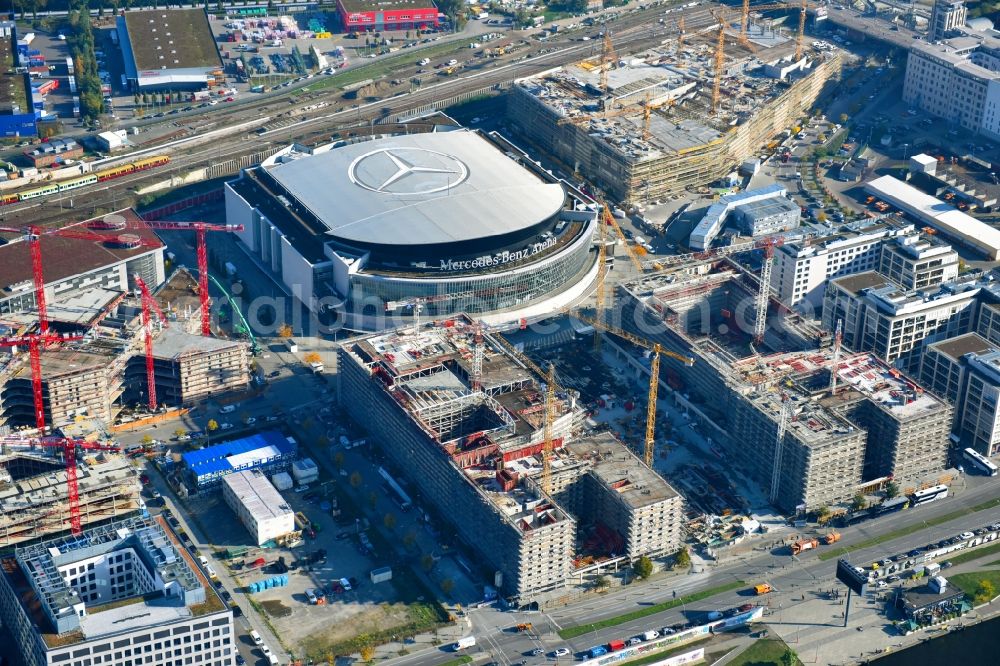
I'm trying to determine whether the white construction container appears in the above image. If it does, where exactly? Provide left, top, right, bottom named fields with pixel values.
left=370, top=566, right=393, bottom=584
left=291, top=457, right=319, bottom=485
left=271, top=471, right=293, bottom=491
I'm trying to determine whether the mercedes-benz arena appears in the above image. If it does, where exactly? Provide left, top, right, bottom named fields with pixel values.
left=225, top=130, right=600, bottom=330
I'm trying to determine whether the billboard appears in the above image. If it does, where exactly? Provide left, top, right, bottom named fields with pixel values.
left=836, top=558, right=869, bottom=595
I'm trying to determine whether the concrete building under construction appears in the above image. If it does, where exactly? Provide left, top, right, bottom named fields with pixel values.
left=0, top=447, right=141, bottom=548
left=507, top=37, right=843, bottom=204
left=615, top=261, right=953, bottom=511
left=339, top=315, right=683, bottom=601
left=0, top=270, right=250, bottom=429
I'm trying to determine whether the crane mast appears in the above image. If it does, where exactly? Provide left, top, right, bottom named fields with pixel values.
left=645, top=346, right=661, bottom=467
left=769, top=394, right=790, bottom=505
left=543, top=363, right=556, bottom=494
left=829, top=318, right=843, bottom=394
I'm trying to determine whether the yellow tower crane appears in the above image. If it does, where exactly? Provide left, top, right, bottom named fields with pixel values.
left=600, top=31, right=619, bottom=93
left=712, top=18, right=726, bottom=116
left=573, top=311, right=694, bottom=466
left=677, top=16, right=686, bottom=55
left=795, top=0, right=808, bottom=61
left=543, top=363, right=556, bottom=494
left=599, top=200, right=645, bottom=273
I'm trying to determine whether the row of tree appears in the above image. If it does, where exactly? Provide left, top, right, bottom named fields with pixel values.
left=67, top=6, right=105, bottom=119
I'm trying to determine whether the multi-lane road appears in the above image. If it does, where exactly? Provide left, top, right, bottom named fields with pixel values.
left=380, top=474, right=1000, bottom=666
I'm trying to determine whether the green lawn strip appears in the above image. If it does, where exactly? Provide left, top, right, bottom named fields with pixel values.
left=438, top=657, right=473, bottom=666
left=557, top=581, right=745, bottom=639
left=308, top=39, right=473, bottom=91
left=818, top=496, right=1000, bottom=561
left=940, top=541, right=1000, bottom=567
left=947, top=570, right=1000, bottom=596
left=727, top=638, right=802, bottom=666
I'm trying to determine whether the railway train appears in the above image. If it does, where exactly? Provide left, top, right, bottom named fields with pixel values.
left=0, top=155, right=171, bottom=206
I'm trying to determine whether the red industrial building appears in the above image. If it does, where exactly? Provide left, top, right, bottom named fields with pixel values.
left=336, top=0, right=439, bottom=33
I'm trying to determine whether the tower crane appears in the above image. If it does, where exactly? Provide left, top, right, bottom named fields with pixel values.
left=712, top=18, right=726, bottom=116
left=753, top=236, right=784, bottom=344
left=0, top=332, right=85, bottom=430
left=795, top=0, right=808, bottom=60
left=829, top=318, right=843, bottom=394
left=471, top=322, right=484, bottom=392
left=677, top=16, right=686, bottom=54
left=0, top=223, right=162, bottom=335
left=593, top=206, right=609, bottom=354
left=140, top=221, right=245, bottom=336
left=599, top=31, right=619, bottom=93
left=5, top=436, right=120, bottom=534
left=542, top=363, right=556, bottom=494
left=599, top=200, right=645, bottom=273
left=572, top=311, right=694, bottom=466
left=133, top=276, right=169, bottom=412
left=768, top=393, right=791, bottom=506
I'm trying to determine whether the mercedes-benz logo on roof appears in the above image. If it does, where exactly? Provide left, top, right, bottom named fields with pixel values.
left=348, top=147, right=469, bottom=195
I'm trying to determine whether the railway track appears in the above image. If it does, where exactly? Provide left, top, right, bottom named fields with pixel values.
left=2, top=4, right=725, bottom=226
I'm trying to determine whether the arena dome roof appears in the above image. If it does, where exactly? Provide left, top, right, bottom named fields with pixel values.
left=265, top=130, right=566, bottom=248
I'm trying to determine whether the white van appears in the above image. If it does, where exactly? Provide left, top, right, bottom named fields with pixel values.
left=250, top=630, right=263, bottom=645
left=206, top=566, right=217, bottom=580
left=219, top=405, right=236, bottom=414
left=418, top=58, right=430, bottom=66
left=452, top=636, right=476, bottom=650
left=198, top=555, right=209, bottom=567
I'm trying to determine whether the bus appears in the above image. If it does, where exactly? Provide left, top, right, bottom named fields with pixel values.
left=910, top=484, right=949, bottom=506
left=963, top=447, right=999, bottom=477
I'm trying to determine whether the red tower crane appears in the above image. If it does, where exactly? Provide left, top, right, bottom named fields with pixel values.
left=8, top=436, right=121, bottom=535
left=133, top=276, right=168, bottom=412
left=0, top=332, right=85, bottom=430
left=142, top=221, right=245, bottom=336
left=0, top=223, right=163, bottom=335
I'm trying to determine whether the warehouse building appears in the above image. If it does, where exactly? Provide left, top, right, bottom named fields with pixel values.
left=0, top=516, right=234, bottom=666
left=0, top=23, right=39, bottom=137
left=118, top=9, right=224, bottom=91
left=222, top=470, right=295, bottom=546
left=0, top=209, right=165, bottom=319
left=864, top=175, right=1000, bottom=259
left=226, top=129, right=599, bottom=330
left=690, top=184, right=798, bottom=250
left=24, top=138, right=82, bottom=168
left=508, top=40, right=842, bottom=205
left=183, top=431, right=298, bottom=488
left=0, top=449, right=141, bottom=548
left=336, top=0, right=439, bottom=33
left=339, top=316, right=684, bottom=601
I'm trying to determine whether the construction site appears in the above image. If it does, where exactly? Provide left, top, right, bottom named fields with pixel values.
left=507, top=10, right=844, bottom=204
left=615, top=257, right=955, bottom=513
left=338, top=315, right=684, bottom=603
left=0, top=445, right=141, bottom=549
left=0, top=264, right=250, bottom=431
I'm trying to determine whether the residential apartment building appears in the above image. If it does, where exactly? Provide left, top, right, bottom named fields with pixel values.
left=0, top=516, right=234, bottom=666
left=772, top=223, right=957, bottom=310
left=903, top=34, right=1000, bottom=139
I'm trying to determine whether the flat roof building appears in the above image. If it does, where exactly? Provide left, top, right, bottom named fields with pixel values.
left=336, top=0, right=439, bottom=33
left=690, top=184, right=795, bottom=250
left=222, top=470, right=295, bottom=546
left=183, top=431, right=298, bottom=488
left=0, top=209, right=165, bottom=320
left=508, top=42, right=842, bottom=205
left=118, top=9, right=223, bottom=90
left=865, top=175, right=1000, bottom=259
left=0, top=515, right=234, bottom=666
left=0, top=22, right=39, bottom=137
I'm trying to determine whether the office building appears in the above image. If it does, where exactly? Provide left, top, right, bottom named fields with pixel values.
left=690, top=184, right=798, bottom=250
left=0, top=516, right=234, bottom=666
left=929, top=0, right=968, bottom=41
